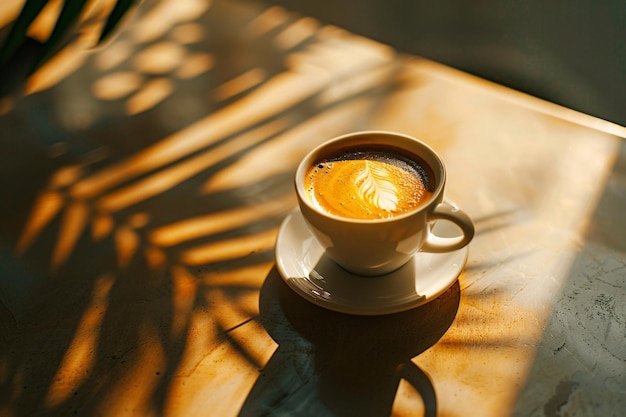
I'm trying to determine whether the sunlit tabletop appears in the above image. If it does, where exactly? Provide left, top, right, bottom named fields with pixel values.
left=1, top=1, right=625, bottom=416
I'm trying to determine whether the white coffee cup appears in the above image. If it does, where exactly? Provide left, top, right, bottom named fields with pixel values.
left=295, top=131, right=474, bottom=276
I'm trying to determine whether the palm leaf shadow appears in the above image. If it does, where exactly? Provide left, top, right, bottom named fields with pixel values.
left=1, top=1, right=412, bottom=415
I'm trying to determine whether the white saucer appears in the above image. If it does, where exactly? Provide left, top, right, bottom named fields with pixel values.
left=275, top=209, right=469, bottom=315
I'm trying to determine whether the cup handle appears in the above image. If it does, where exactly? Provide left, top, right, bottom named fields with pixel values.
left=420, top=202, right=475, bottom=253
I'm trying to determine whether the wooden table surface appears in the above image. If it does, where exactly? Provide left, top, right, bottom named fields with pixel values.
left=1, top=1, right=624, bottom=416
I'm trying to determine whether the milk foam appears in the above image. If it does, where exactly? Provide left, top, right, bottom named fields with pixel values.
left=305, top=149, right=434, bottom=219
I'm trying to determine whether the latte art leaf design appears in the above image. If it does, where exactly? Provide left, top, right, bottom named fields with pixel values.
left=305, top=150, right=433, bottom=219
left=355, top=161, right=399, bottom=211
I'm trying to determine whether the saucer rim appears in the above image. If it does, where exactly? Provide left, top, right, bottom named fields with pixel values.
left=274, top=208, right=469, bottom=315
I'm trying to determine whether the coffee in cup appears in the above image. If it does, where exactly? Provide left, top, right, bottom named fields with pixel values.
left=295, top=131, right=474, bottom=276
left=303, top=146, right=435, bottom=220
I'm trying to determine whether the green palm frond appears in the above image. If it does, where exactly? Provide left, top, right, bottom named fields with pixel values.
left=0, top=0, right=139, bottom=73
left=99, top=0, right=137, bottom=44
left=33, top=0, right=89, bottom=69
left=0, top=0, right=48, bottom=65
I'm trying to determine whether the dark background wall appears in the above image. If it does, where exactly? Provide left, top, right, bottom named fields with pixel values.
left=270, top=0, right=626, bottom=127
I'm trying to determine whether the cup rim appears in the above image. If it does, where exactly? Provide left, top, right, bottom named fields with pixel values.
left=295, top=130, right=446, bottom=224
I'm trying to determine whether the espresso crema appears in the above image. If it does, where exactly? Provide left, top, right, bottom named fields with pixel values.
left=304, top=147, right=435, bottom=219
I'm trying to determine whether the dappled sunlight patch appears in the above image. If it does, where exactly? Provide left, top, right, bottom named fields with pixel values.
left=44, top=272, right=115, bottom=409
left=133, top=41, right=186, bottom=74
left=130, top=0, right=210, bottom=44
left=169, top=22, right=204, bottom=44
left=127, top=212, right=150, bottom=229
left=209, top=290, right=260, bottom=342
left=150, top=194, right=294, bottom=247
left=316, top=61, right=399, bottom=106
left=71, top=62, right=336, bottom=200
left=415, top=285, right=545, bottom=417
left=175, top=52, right=214, bottom=79
left=49, top=165, right=84, bottom=188
left=51, top=200, right=89, bottom=272
left=213, top=68, right=265, bottom=101
left=91, top=212, right=114, bottom=241
left=245, top=5, right=289, bottom=37
left=273, top=16, right=319, bottom=51
left=92, top=39, right=134, bottom=71
left=68, top=77, right=301, bottom=201
left=92, top=71, right=144, bottom=100
left=16, top=191, right=65, bottom=254
left=112, top=212, right=151, bottom=268
left=126, top=77, right=173, bottom=114
left=89, top=117, right=287, bottom=212
left=179, top=228, right=278, bottom=266
left=202, top=96, right=377, bottom=193
left=162, top=263, right=276, bottom=415
left=92, top=321, right=168, bottom=417
left=199, top=262, right=274, bottom=288
left=390, top=378, right=426, bottom=417
left=114, top=224, right=140, bottom=268
left=144, top=245, right=167, bottom=270
left=0, top=97, right=13, bottom=115
left=164, top=318, right=276, bottom=417
left=25, top=39, right=91, bottom=95
left=170, top=265, right=198, bottom=339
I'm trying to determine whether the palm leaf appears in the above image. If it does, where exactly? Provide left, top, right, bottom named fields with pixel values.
left=98, top=0, right=139, bottom=44
left=0, top=0, right=138, bottom=75
left=31, top=0, right=89, bottom=71
left=0, top=0, right=48, bottom=65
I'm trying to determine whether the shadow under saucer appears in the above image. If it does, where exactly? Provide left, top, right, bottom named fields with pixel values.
left=238, top=267, right=461, bottom=417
